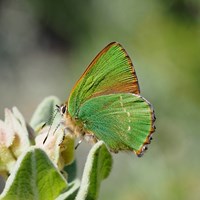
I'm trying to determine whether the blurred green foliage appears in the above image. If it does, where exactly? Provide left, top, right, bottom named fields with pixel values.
left=0, top=0, right=200, bottom=199
left=28, top=0, right=92, bottom=47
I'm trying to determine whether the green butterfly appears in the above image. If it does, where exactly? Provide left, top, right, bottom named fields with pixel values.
left=60, top=42, right=155, bottom=157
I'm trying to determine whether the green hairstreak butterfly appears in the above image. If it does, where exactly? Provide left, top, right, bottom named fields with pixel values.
left=59, top=42, right=155, bottom=157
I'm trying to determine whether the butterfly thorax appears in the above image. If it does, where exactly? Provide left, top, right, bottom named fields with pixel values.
left=62, top=111, right=83, bottom=137
left=59, top=103, right=98, bottom=145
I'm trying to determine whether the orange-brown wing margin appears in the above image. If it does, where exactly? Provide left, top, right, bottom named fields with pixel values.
left=68, top=42, right=140, bottom=117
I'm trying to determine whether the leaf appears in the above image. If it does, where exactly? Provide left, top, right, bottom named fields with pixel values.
left=30, top=96, right=61, bottom=130
left=63, top=160, right=77, bottom=183
left=32, top=96, right=75, bottom=171
left=35, top=129, right=75, bottom=171
left=0, top=147, right=68, bottom=200
left=0, top=107, right=32, bottom=175
left=55, top=179, right=80, bottom=200
left=5, top=108, right=31, bottom=158
left=75, top=141, right=112, bottom=200
left=0, top=120, right=16, bottom=174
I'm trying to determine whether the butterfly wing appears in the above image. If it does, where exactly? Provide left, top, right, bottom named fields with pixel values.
left=68, top=42, right=140, bottom=118
left=77, top=93, right=155, bottom=156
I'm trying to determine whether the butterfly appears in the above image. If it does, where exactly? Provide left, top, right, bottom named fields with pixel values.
left=59, top=42, right=155, bottom=157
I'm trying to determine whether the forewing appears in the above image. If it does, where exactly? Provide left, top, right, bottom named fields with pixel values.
left=68, top=42, right=140, bottom=117
left=77, top=93, right=155, bottom=156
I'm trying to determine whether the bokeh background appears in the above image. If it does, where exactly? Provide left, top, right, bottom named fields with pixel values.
left=0, top=0, right=200, bottom=199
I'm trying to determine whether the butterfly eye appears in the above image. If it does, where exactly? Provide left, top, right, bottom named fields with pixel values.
left=61, top=105, right=67, bottom=114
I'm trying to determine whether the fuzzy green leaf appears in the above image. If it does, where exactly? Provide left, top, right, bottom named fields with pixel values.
left=75, top=141, right=112, bottom=200
left=30, top=96, right=61, bottom=130
left=0, top=147, right=68, bottom=200
left=63, top=160, right=77, bottom=183
left=55, top=179, right=80, bottom=200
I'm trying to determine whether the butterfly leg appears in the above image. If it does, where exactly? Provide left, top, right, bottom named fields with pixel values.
left=59, top=127, right=74, bottom=146
left=75, top=139, right=83, bottom=149
left=74, top=129, right=85, bottom=149
left=75, top=133, right=98, bottom=149
left=84, top=133, right=98, bottom=144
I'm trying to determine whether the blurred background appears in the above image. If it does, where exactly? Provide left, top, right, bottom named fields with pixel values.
left=0, top=0, right=200, bottom=199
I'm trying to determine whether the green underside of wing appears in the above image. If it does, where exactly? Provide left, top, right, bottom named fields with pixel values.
left=68, top=43, right=139, bottom=118
left=77, top=93, right=153, bottom=152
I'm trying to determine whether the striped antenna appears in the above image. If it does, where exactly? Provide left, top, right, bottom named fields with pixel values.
left=43, top=105, right=60, bottom=144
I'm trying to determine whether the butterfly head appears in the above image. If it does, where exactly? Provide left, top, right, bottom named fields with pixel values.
left=57, top=104, right=68, bottom=117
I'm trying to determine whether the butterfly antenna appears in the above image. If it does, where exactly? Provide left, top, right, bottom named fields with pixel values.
left=43, top=106, right=60, bottom=144
left=52, top=123, right=61, bottom=136
left=42, top=105, right=60, bottom=128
